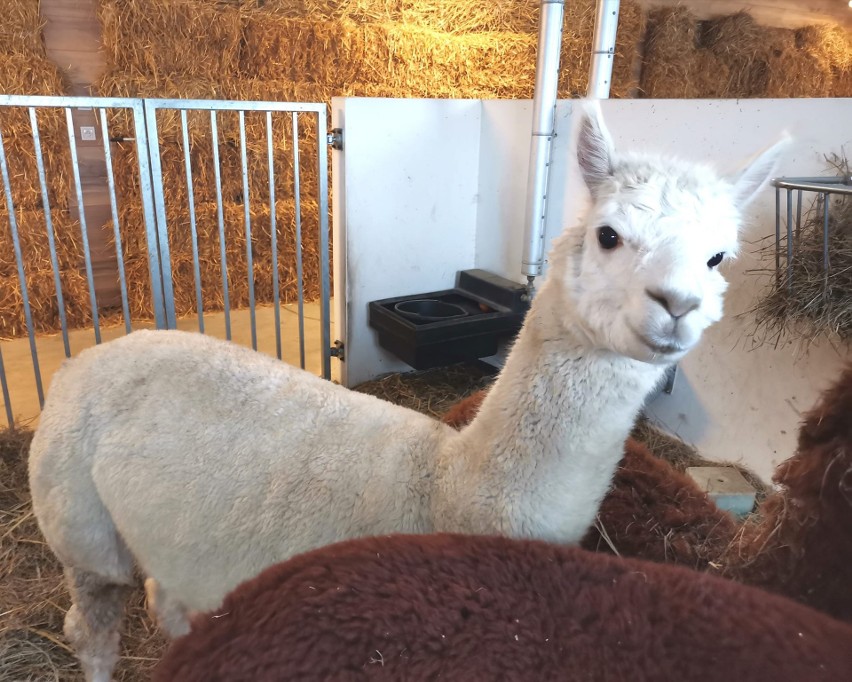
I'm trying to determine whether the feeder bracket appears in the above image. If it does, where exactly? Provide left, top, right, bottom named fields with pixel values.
left=327, top=128, right=343, bottom=150
left=330, top=339, right=345, bottom=361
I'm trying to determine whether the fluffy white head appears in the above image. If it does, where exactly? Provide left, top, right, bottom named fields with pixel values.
left=551, top=102, right=788, bottom=365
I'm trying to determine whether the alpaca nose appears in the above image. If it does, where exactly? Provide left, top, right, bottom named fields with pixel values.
left=645, top=288, right=700, bottom=319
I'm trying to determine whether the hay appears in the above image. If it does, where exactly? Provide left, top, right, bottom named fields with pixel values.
left=353, top=362, right=497, bottom=419
left=114, top=198, right=322, bottom=320
left=0, top=266, right=92, bottom=340
left=247, top=0, right=539, bottom=34
left=641, top=9, right=852, bottom=98
left=0, top=0, right=45, bottom=57
left=98, top=0, right=244, bottom=83
left=750, top=170, right=852, bottom=346
left=0, top=427, right=166, bottom=681
left=0, top=207, right=84, bottom=278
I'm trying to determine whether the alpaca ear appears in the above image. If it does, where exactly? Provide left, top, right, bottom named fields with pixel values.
left=576, top=101, right=615, bottom=198
left=731, top=135, right=791, bottom=207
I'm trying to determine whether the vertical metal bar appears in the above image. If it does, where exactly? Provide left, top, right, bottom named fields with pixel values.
left=30, top=107, right=71, bottom=356
left=132, top=101, right=167, bottom=329
left=144, top=101, right=176, bottom=329
left=0, top=346, right=13, bottom=428
left=239, top=110, right=257, bottom=351
left=292, top=112, right=306, bottom=370
left=823, top=192, right=830, bottom=273
left=522, top=0, right=565, bottom=281
left=181, top=110, right=204, bottom=333
left=774, top=187, right=780, bottom=287
left=267, top=111, right=282, bottom=360
left=210, top=110, right=231, bottom=340
left=65, top=107, right=101, bottom=343
left=99, top=108, right=131, bottom=335
left=0, top=119, right=45, bottom=406
left=786, top=188, right=793, bottom=292
left=795, top=189, right=802, bottom=246
left=315, top=109, right=331, bottom=380
left=587, top=0, right=620, bottom=99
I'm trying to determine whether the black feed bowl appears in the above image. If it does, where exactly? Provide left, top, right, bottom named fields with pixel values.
left=393, top=299, right=469, bottom=323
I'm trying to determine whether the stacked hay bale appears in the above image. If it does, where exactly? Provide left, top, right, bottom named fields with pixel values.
left=0, top=1, right=90, bottom=338
left=641, top=9, right=852, bottom=98
left=95, top=0, right=646, bottom=320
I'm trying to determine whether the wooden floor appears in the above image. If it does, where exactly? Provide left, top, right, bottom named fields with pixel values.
left=40, top=0, right=120, bottom=307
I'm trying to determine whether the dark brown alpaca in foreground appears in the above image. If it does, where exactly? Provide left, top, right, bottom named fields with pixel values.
left=152, top=533, right=852, bottom=682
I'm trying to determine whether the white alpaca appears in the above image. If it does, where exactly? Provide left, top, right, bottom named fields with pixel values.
left=28, top=104, right=785, bottom=682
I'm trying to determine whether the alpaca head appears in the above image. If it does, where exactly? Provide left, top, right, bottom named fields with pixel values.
left=551, top=102, right=788, bottom=364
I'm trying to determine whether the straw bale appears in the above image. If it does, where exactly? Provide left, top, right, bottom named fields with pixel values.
left=0, top=52, right=66, bottom=97
left=0, top=266, right=91, bottom=339
left=0, top=125, right=72, bottom=211
left=248, top=0, right=539, bottom=34
left=241, top=15, right=539, bottom=98
left=116, top=198, right=322, bottom=320
left=642, top=8, right=852, bottom=99
left=0, top=207, right=84, bottom=279
left=0, top=0, right=46, bottom=57
left=98, top=0, right=244, bottom=82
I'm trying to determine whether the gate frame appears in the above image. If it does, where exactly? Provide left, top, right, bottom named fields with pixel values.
left=0, top=94, right=332, bottom=428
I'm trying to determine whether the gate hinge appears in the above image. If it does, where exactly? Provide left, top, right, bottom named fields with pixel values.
left=327, top=128, right=343, bottom=150
left=330, top=339, right=345, bottom=361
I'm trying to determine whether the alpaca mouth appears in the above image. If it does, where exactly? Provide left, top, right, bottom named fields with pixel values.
left=630, top=326, right=686, bottom=356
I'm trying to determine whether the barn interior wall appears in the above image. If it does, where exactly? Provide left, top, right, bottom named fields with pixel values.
left=337, top=96, right=851, bottom=481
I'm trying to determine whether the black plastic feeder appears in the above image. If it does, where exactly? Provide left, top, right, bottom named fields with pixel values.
left=368, top=269, right=530, bottom=370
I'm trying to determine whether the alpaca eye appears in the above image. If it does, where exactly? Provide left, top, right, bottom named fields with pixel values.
left=707, top=252, right=724, bottom=268
left=597, top=226, right=620, bottom=250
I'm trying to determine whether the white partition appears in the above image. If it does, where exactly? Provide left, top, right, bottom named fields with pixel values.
left=332, top=98, right=482, bottom=387
left=332, top=97, right=851, bottom=480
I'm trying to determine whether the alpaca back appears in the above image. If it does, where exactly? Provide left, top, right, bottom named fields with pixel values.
left=29, top=329, right=448, bottom=613
left=153, top=533, right=852, bottom=682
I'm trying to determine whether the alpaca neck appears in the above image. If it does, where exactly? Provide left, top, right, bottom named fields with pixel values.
left=440, top=278, right=666, bottom=540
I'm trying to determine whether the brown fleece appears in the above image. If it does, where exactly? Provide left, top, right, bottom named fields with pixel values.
left=153, top=533, right=852, bottom=682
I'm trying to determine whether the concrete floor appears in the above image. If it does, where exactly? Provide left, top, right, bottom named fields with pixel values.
left=1, top=301, right=337, bottom=428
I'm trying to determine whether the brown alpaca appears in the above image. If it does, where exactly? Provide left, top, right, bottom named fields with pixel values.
left=442, top=369, right=852, bottom=622
left=152, top=533, right=852, bottom=682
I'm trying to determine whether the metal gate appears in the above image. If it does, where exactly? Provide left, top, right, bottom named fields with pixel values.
left=0, top=95, right=331, bottom=429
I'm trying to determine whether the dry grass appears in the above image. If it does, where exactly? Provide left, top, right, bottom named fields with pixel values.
left=750, top=172, right=852, bottom=347
left=641, top=9, right=852, bottom=98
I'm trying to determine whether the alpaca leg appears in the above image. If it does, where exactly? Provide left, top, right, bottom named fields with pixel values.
left=144, top=577, right=191, bottom=638
left=63, top=567, right=131, bottom=682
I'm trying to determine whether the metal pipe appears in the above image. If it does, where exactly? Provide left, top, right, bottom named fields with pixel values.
left=66, top=108, right=102, bottom=343
left=267, top=111, right=282, bottom=361
left=239, top=110, right=257, bottom=351
left=521, top=0, right=565, bottom=283
left=316, top=109, right=332, bottom=380
left=587, top=0, right=621, bottom=99
left=100, top=108, right=132, bottom=335
left=30, top=107, right=71, bottom=356
left=786, top=189, right=793, bottom=291
left=292, top=113, right=306, bottom=370
left=181, top=110, right=204, bottom=334
left=210, top=111, right=232, bottom=340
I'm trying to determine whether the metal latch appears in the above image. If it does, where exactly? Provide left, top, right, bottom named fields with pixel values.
left=327, top=128, right=343, bottom=150
left=330, top=339, right=345, bottom=361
